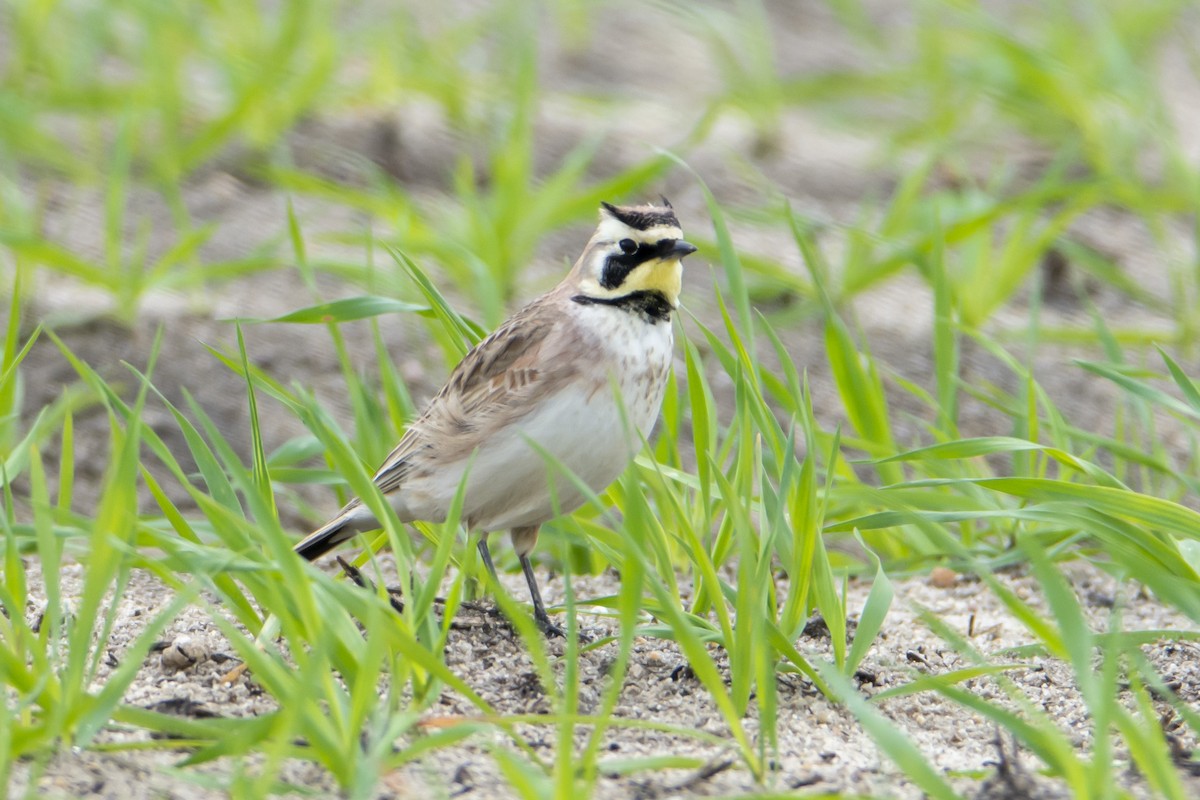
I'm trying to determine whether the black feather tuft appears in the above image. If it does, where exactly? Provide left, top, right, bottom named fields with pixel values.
left=599, top=201, right=679, bottom=231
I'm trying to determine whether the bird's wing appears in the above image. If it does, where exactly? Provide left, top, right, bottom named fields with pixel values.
left=371, top=298, right=586, bottom=495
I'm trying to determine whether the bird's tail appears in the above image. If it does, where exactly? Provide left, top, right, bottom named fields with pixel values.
left=294, top=511, right=362, bottom=561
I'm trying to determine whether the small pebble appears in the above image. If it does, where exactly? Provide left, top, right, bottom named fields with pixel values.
left=929, top=566, right=957, bottom=588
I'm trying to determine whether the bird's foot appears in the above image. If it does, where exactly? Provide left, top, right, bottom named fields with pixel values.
left=535, top=611, right=567, bottom=639
left=457, top=599, right=507, bottom=621
left=533, top=609, right=596, bottom=643
left=336, top=556, right=406, bottom=614
left=459, top=601, right=573, bottom=640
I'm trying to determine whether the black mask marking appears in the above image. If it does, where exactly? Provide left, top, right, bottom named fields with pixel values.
left=600, top=238, right=680, bottom=290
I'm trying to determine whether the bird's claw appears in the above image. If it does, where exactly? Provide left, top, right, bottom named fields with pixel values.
left=336, top=556, right=405, bottom=614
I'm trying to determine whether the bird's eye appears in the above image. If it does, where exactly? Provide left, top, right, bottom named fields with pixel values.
left=618, top=238, right=637, bottom=255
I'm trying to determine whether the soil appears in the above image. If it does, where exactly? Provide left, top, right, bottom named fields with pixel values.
left=7, top=0, right=1200, bottom=797
left=10, top=559, right=1200, bottom=799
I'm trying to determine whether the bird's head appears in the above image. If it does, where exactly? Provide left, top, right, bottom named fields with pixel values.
left=571, top=199, right=697, bottom=309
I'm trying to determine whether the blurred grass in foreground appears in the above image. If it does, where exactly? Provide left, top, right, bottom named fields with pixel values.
left=4, top=0, right=1200, bottom=797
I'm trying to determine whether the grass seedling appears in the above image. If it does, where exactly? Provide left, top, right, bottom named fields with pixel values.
left=7, top=0, right=1200, bottom=795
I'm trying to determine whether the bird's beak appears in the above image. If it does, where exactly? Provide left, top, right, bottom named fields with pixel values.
left=669, top=240, right=698, bottom=259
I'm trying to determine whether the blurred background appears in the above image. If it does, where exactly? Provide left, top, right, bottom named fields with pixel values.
left=5, top=0, right=1200, bottom=512
left=5, top=0, right=1196, bottom=318
left=5, top=2, right=1200, bottom=795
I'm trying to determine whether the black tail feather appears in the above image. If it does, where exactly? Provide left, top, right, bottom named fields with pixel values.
left=294, top=515, right=358, bottom=561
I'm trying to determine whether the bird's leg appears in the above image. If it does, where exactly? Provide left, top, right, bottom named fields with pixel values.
left=463, top=535, right=507, bottom=620
left=337, top=556, right=405, bottom=614
left=476, top=537, right=499, bottom=583
left=519, top=553, right=564, bottom=638
left=511, top=525, right=564, bottom=638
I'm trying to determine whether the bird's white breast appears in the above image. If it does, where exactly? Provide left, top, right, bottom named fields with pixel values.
left=395, top=304, right=674, bottom=532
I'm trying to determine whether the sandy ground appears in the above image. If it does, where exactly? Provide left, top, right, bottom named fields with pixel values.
left=10, top=556, right=1200, bottom=800
left=8, top=0, right=1200, bottom=797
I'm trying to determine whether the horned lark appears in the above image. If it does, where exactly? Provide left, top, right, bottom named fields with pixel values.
left=294, top=200, right=697, bottom=632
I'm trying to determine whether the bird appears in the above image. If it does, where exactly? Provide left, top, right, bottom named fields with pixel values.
left=294, top=199, right=697, bottom=633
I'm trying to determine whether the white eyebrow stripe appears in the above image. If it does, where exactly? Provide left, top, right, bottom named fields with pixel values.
left=595, top=218, right=683, bottom=242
